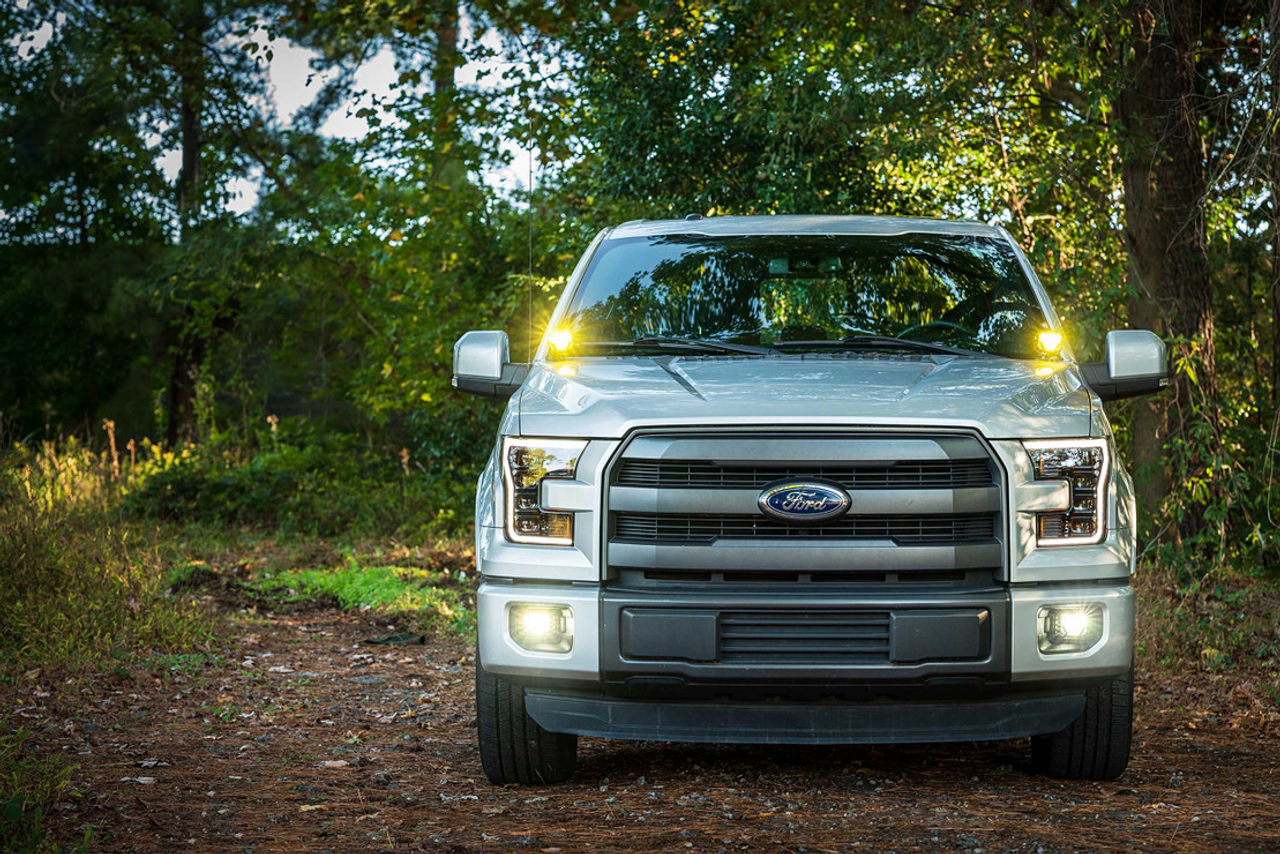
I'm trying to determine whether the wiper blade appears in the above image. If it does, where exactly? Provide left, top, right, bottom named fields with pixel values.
left=634, top=336, right=775, bottom=355
left=772, top=335, right=994, bottom=358
left=579, top=336, right=774, bottom=356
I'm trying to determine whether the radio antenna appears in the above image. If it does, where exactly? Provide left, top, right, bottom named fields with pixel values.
left=527, top=118, right=534, bottom=363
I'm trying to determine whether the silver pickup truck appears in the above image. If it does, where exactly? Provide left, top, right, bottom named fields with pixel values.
left=452, top=215, right=1166, bottom=784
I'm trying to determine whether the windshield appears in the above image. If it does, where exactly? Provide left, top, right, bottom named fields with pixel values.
left=555, top=233, right=1051, bottom=359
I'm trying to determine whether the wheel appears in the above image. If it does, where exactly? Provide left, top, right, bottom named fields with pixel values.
left=475, top=653, right=578, bottom=785
left=1030, top=666, right=1133, bottom=780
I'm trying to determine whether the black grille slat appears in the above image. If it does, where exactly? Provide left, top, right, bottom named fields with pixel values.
left=614, top=512, right=996, bottom=545
left=626, top=569, right=992, bottom=586
left=718, top=611, right=893, bottom=663
left=616, top=459, right=992, bottom=490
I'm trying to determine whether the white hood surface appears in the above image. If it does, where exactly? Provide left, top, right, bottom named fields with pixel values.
left=516, top=355, right=1095, bottom=440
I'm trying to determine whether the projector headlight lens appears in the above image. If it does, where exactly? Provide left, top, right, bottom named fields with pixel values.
left=509, top=603, right=573, bottom=653
left=1024, top=438, right=1110, bottom=546
left=503, top=437, right=587, bottom=545
left=1038, top=604, right=1105, bottom=654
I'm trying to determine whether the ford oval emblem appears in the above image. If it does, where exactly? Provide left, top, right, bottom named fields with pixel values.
left=758, top=480, right=851, bottom=524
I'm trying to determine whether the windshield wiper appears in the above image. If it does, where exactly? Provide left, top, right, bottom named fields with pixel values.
left=772, top=334, right=994, bottom=359
left=578, top=336, right=775, bottom=356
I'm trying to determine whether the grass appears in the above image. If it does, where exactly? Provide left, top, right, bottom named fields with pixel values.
left=0, top=443, right=217, bottom=677
left=0, top=432, right=478, bottom=678
left=0, top=433, right=480, bottom=850
left=253, top=550, right=476, bottom=636
left=0, top=721, right=76, bottom=853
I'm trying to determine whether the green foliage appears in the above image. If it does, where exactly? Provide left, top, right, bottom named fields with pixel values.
left=119, top=425, right=471, bottom=538
left=255, top=553, right=475, bottom=636
left=0, top=723, right=73, bottom=854
left=0, top=443, right=216, bottom=676
left=0, top=246, right=158, bottom=440
left=1, top=0, right=1278, bottom=575
left=1137, top=564, right=1280, bottom=677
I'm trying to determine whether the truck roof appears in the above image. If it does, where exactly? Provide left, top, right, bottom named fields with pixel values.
left=609, top=214, right=1005, bottom=239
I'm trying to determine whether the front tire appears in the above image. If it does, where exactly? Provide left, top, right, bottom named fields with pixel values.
left=1030, top=666, right=1133, bottom=780
left=476, top=654, right=578, bottom=785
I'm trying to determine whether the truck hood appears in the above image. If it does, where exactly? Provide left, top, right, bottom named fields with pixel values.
left=516, top=355, right=1095, bottom=440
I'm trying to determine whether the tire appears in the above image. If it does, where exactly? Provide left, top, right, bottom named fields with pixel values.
left=1030, top=665, right=1133, bottom=780
left=476, top=653, right=578, bottom=785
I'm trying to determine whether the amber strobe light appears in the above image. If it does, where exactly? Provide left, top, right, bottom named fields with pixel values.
left=502, top=438, right=587, bottom=545
left=1037, top=329, right=1064, bottom=355
left=548, top=328, right=573, bottom=351
left=1023, top=438, right=1110, bottom=546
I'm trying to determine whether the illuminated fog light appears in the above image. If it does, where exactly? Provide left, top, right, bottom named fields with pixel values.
left=509, top=603, right=573, bottom=653
left=521, top=609, right=556, bottom=637
left=1056, top=609, right=1092, bottom=638
left=1038, top=604, right=1104, bottom=654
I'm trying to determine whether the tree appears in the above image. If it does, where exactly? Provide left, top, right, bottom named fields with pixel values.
left=1117, top=0, right=1216, bottom=533
left=0, top=2, right=168, bottom=437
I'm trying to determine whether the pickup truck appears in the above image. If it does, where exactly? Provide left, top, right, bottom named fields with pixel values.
left=452, top=215, right=1166, bottom=784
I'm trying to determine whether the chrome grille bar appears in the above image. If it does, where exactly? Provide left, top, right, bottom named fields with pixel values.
left=616, top=458, right=993, bottom=489
left=610, top=485, right=999, bottom=516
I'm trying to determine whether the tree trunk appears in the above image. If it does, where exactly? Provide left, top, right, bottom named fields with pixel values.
left=1118, top=0, right=1216, bottom=542
left=431, top=1, right=462, bottom=190
left=1271, top=0, right=1280, bottom=406
left=166, top=1, right=207, bottom=448
left=165, top=313, right=204, bottom=448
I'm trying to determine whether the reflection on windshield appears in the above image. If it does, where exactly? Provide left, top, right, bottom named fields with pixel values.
left=560, top=234, right=1048, bottom=358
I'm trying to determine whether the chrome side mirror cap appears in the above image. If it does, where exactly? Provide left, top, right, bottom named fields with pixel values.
left=1080, top=330, right=1169, bottom=402
left=452, top=330, right=528, bottom=399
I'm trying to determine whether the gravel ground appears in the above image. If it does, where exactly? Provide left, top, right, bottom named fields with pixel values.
left=8, top=606, right=1279, bottom=853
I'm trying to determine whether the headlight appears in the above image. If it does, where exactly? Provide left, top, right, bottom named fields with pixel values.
left=502, top=437, right=587, bottom=545
left=1023, top=438, right=1110, bottom=546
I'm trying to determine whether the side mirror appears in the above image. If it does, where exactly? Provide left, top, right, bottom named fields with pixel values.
left=1079, top=330, right=1169, bottom=402
left=452, top=330, right=529, bottom=399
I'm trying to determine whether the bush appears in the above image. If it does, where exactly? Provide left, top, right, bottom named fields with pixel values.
left=120, top=429, right=474, bottom=539
left=0, top=443, right=216, bottom=675
left=0, top=723, right=73, bottom=853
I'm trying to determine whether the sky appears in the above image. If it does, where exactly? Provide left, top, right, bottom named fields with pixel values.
left=10, top=3, right=539, bottom=216
left=212, top=14, right=538, bottom=213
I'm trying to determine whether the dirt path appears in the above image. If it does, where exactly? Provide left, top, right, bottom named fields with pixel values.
left=12, top=606, right=1280, bottom=853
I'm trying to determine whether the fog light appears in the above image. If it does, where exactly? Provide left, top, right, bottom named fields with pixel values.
left=1038, top=604, right=1104, bottom=654
left=509, top=603, right=573, bottom=653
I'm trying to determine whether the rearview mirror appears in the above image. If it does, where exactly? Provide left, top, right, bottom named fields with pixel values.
left=452, top=330, right=529, bottom=399
left=1079, top=330, right=1168, bottom=402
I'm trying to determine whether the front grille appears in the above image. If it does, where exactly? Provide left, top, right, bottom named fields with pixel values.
left=718, top=611, right=891, bottom=663
left=615, top=459, right=992, bottom=490
left=605, top=431, right=1006, bottom=584
left=614, top=512, right=995, bottom=545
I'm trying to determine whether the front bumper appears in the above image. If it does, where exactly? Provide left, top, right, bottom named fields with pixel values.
left=523, top=691, right=1087, bottom=744
left=477, top=580, right=1134, bottom=688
